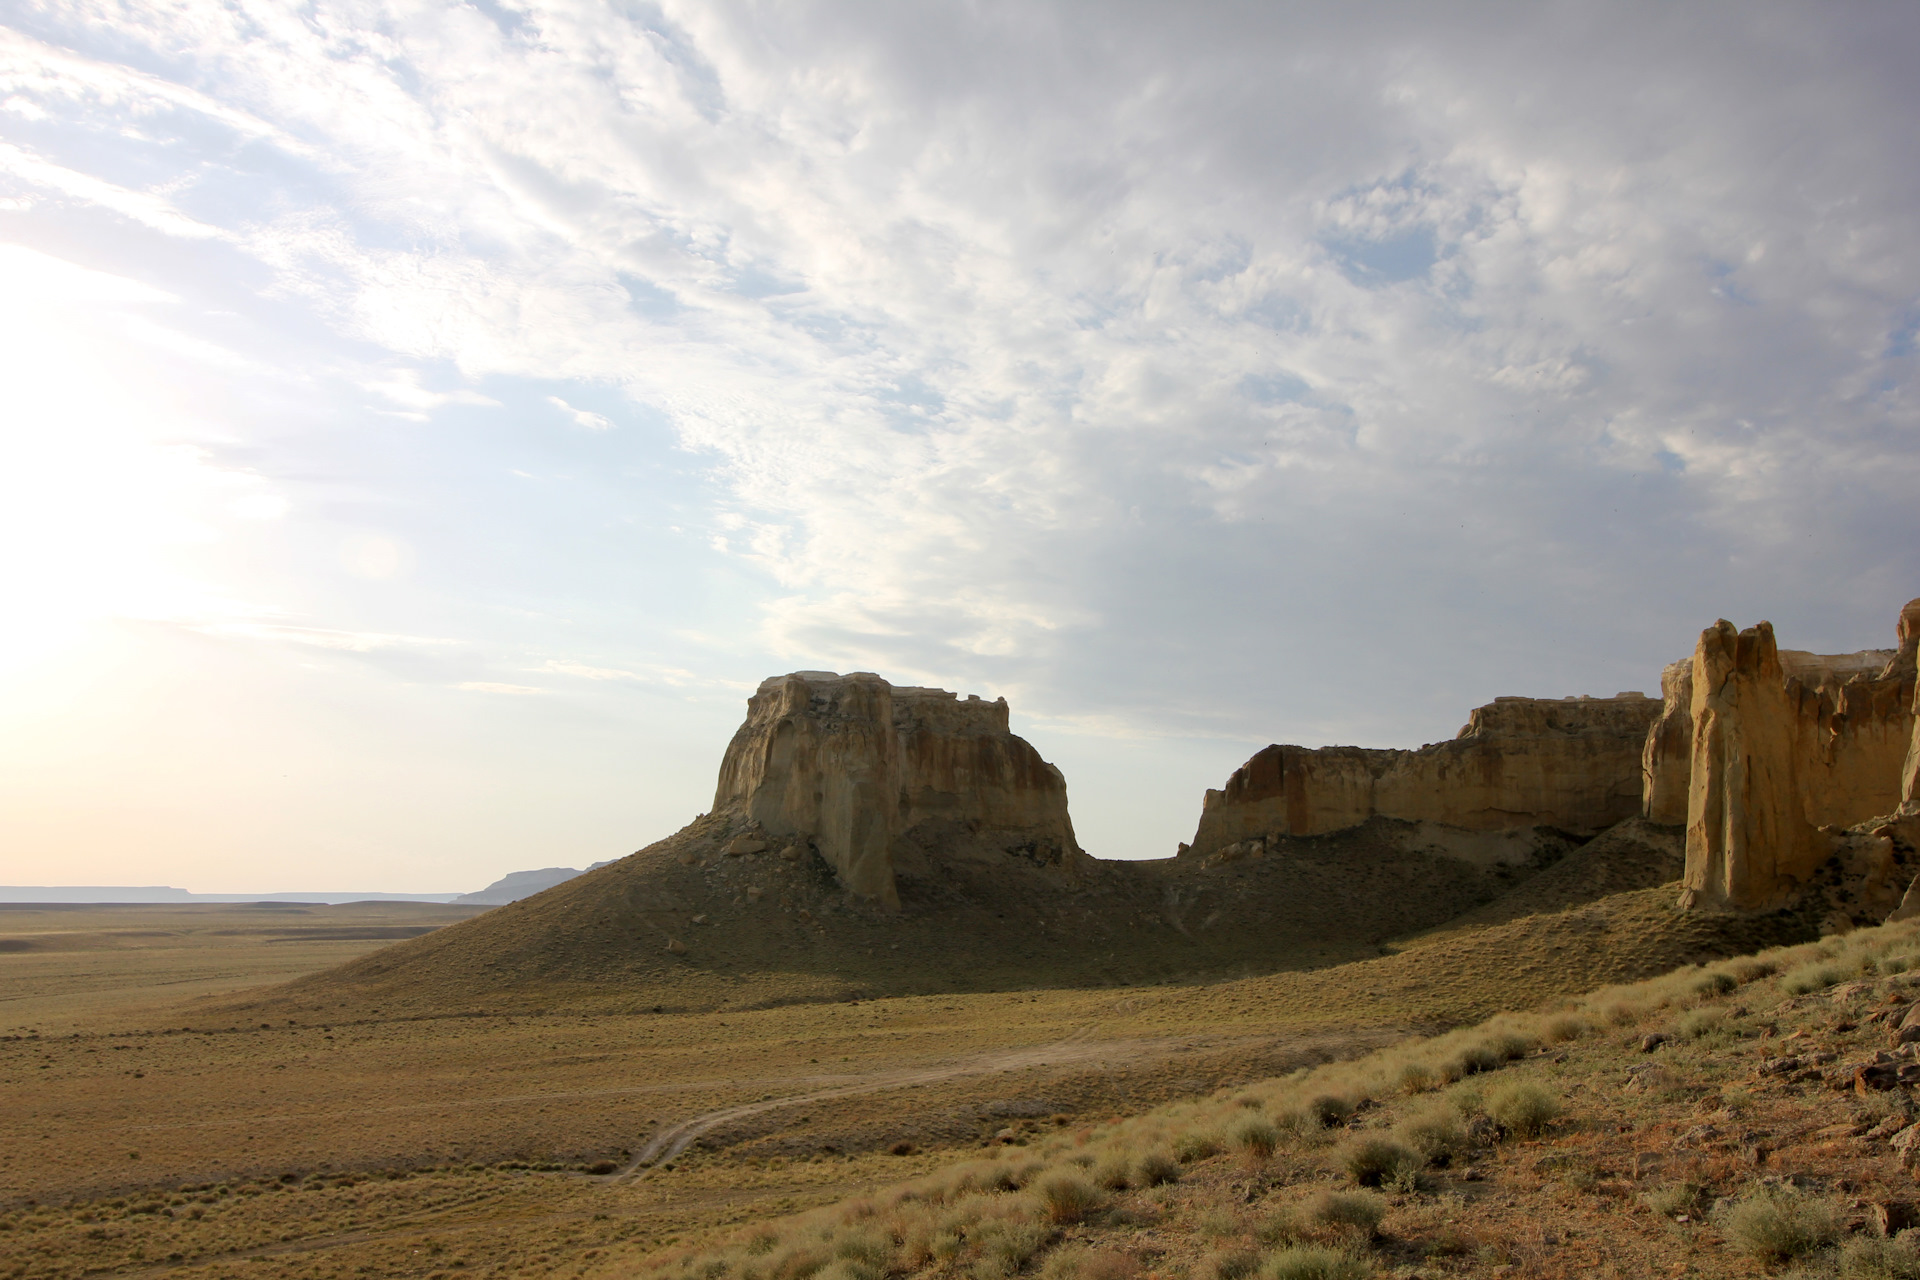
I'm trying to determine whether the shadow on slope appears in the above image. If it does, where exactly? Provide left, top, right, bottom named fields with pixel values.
left=243, top=810, right=1805, bottom=1020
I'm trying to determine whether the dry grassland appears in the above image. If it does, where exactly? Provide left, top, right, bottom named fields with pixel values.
left=0, top=865, right=1815, bottom=1280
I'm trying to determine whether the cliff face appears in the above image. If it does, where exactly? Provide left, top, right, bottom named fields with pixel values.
left=1896, top=599, right=1920, bottom=815
left=1676, top=603, right=1920, bottom=912
left=711, top=672, right=1083, bottom=906
left=1641, top=660, right=1694, bottom=825
left=1185, top=693, right=1661, bottom=858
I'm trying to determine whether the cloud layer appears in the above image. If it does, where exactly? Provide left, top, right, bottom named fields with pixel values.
left=3, top=1, right=1918, bottom=879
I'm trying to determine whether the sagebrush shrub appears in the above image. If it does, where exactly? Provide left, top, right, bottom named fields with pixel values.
left=1340, top=1136, right=1418, bottom=1187
left=1485, top=1081, right=1559, bottom=1138
left=1229, top=1116, right=1281, bottom=1161
left=1839, top=1234, right=1920, bottom=1279
left=1174, top=1131, right=1220, bottom=1163
left=1135, top=1150, right=1180, bottom=1187
left=1260, top=1245, right=1369, bottom=1280
left=1781, top=961, right=1849, bottom=995
left=1202, top=1249, right=1259, bottom=1280
left=1393, top=1104, right=1464, bottom=1165
left=1033, top=1170, right=1104, bottom=1224
left=1308, top=1189, right=1384, bottom=1235
left=1305, top=1095, right=1353, bottom=1128
left=1714, top=1185, right=1839, bottom=1262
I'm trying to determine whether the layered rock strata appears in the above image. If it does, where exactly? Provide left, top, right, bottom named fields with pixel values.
left=1184, top=693, right=1661, bottom=860
left=711, top=672, right=1084, bottom=907
left=1676, top=602, right=1920, bottom=912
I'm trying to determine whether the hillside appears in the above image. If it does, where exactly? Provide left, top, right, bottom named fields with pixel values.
left=253, top=812, right=1810, bottom=1023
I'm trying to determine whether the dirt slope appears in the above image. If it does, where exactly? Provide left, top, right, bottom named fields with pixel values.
left=255, top=815, right=1796, bottom=1019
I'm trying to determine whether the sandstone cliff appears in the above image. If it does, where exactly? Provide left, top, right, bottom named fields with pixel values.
left=1641, top=660, right=1694, bottom=826
left=1185, top=693, right=1661, bottom=859
left=1898, top=598, right=1920, bottom=815
left=1675, top=602, right=1920, bottom=912
left=710, top=672, right=1084, bottom=907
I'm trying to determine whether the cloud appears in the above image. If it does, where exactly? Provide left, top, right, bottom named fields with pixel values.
left=0, top=141, right=224, bottom=240
left=456, top=681, right=546, bottom=695
left=194, top=623, right=458, bottom=653
left=547, top=396, right=613, bottom=431
left=7, top=0, right=1920, bottom=754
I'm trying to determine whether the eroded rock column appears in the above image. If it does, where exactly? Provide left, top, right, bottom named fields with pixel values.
left=1677, top=620, right=1826, bottom=911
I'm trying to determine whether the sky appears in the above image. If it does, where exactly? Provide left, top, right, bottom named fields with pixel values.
left=2, top=1, right=1918, bottom=892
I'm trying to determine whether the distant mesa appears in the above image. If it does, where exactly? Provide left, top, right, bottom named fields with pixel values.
left=452, top=863, right=612, bottom=906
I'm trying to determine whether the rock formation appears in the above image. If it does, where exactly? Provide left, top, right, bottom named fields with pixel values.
left=1641, top=660, right=1694, bottom=826
left=1184, top=693, right=1661, bottom=859
left=1676, top=602, right=1920, bottom=912
left=710, top=672, right=1084, bottom=907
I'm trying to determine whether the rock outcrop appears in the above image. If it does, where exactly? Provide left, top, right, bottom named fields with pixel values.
left=1185, top=693, right=1661, bottom=859
left=1676, top=602, right=1920, bottom=912
left=711, top=672, right=1084, bottom=907
left=1641, top=660, right=1695, bottom=826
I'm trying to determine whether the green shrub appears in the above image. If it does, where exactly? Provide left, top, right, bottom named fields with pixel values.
left=1308, top=1189, right=1384, bottom=1235
left=1175, top=1131, right=1221, bottom=1163
left=1202, top=1250, right=1260, bottom=1280
left=970, top=1220, right=1049, bottom=1279
left=1260, top=1246, right=1369, bottom=1280
left=1485, top=1082, right=1559, bottom=1139
left=1456, top=1042, right=1504, bottom=1075
left=1713, top=1185, right=1840, bottom=1262
left=1229, top=1116, right=1281, bottom=1161
left=1033, top=1170, right=1104, bottom=1224
left=815, top=1261, right=878, bottom=1280
left=1198, top=1208, right=1242, bottom=1239
left=1135, top=1150, right=1180, bottom=1186
left=1672, top=1009, right=1724, bottom=1040
left=1727, top=957, right=1778, bottom=984
left=1781, top=961, right=1849, bottom=995
left=1041, top=1249, right=1137, bottom=1280
left=1840, top=1234, right=1920, bottom=1279
left=1640, top=1180, right=1707, bottom=1218
left=1542, top=1014, right=1589, bottom=1042
left=1093, top=1153, right=1132, bottom=1190
left=1253, top=1208, right=1302, bottom=1247
left=1393, top=1104, right=1464, bottom=1166
left=1340, top=1136, right=1419, bottom=1187
left=1691, top=971, right=1738, bottom=999
left=1305, top=1095, right=1353, bottom=1128
left=1392, top=1060, right=1436, bottom=1094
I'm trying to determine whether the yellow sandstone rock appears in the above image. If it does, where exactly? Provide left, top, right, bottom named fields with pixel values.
left=711, top=672, right=1084, bottom=906
left=1184, top=693, right=1660, bottom=859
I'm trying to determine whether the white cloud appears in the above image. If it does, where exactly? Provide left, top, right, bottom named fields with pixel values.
left=5, top=0, right=1919, bottom=759
left=546, top=395, right=613, bottom=431
left=457, top=681, right=546, bottom=695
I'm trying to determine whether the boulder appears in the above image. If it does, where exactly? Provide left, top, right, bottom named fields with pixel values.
left=1185, top=693, right=1660, bottom=859
left=710, top=672, right=1084, bottom=906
